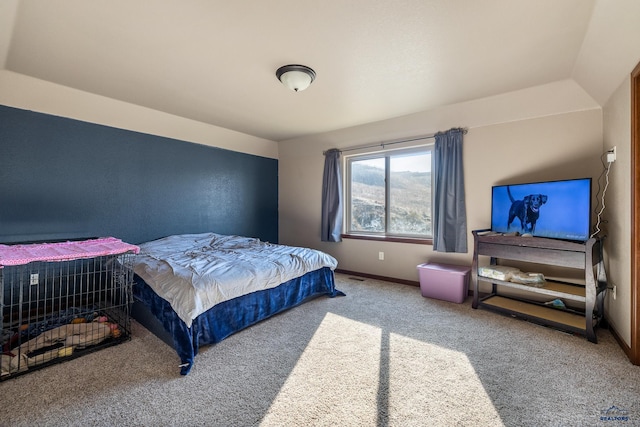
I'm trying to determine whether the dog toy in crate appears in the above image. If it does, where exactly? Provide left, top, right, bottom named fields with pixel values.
left=2, top=325, right=30, bottom=352
left=108, top=323, right=122, bottom=338
left=58, top=347, right=73, bottom=357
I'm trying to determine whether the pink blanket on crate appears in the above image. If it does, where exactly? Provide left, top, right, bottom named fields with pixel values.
left=0, top=237, right=140, bottom=268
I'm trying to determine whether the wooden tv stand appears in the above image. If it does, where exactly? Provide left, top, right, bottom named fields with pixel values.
left=471, top=229, right=606, bottom=343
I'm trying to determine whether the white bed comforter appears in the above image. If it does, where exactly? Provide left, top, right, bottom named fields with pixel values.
left=133, top=233, right=338, bottom=327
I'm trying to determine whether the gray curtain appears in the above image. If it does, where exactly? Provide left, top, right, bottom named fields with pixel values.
left=321, top=149, right=343, bottom=242
left=433, top=128, right=467, bottom=252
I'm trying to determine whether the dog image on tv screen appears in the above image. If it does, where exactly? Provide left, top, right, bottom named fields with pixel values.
left=491, top=179, right=592, bottom=241
left=507, top=186, right=547, bottom=233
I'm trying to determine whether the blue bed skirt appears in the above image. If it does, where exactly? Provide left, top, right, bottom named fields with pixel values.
left=132, top=267, right=344, bottom=375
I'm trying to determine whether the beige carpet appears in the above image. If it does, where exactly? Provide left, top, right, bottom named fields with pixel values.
left=1, top=273, right=639, bottom=426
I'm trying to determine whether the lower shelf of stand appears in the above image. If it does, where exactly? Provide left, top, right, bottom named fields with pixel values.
left=477, top=277, right=586, bottom=302
left=480, top=295, right=586, bottom=332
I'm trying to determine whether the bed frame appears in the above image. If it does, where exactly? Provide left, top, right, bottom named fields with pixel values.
left=132, top=267, right=342, bottom=375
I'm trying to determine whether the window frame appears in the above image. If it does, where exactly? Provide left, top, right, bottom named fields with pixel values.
left=342, top=144, right=434, bottom=244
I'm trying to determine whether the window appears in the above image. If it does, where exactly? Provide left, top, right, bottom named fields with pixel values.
left=345, top=146, right=432, bottom=240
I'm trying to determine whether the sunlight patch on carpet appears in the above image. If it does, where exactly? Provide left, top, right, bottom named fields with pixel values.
left=387, top=332, right=503, bottom=425
left=259, top=312, right=503, bottom=426
left=260, top=312, right=381, bottom=426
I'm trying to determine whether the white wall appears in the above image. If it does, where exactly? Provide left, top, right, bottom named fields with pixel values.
left=572, top=0, right=640, bottom=107
left=279, top=81, right=603, bottom=283
left=602, top=76, right=632, bottom=346
left=0, top=70, right=279, bottom=160
left=0, top=0, right=18, bottom=69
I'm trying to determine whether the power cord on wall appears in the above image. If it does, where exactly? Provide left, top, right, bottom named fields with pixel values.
left=590, top=147, right=616, bottom=239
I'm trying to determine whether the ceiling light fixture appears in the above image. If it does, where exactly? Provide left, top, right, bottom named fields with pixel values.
left=276, top=64, right=316, bottom=92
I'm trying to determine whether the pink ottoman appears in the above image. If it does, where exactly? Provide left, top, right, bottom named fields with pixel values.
left=417, top=263, right=471, bottom=303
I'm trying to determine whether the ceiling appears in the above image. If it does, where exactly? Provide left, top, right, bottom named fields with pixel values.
left=1, top=1, right=638, bottom=142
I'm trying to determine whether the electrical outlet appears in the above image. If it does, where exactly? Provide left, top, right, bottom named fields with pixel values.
left=612, top=285, right=617, bottom=300
left=30, top=273, right=39, bottom=285
left=378, top=251, right=384, bottom=261
left=607, top=146, right=616, bottom=163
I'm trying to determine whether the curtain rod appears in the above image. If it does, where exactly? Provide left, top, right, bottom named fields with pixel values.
left=323, top=128, right=467, bottom=155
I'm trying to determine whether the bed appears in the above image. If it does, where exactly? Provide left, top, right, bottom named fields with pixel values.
left=131, top=232, right=343, bottom=375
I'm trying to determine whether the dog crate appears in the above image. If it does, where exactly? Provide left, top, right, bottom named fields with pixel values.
left=0, top=237, right=139, bottom=381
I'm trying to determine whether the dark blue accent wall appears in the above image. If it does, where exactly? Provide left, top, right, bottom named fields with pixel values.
left=0, top=105, right=278, bottom=245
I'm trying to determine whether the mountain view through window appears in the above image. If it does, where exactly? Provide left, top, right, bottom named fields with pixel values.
left=349, top=151, right=432, bottom=237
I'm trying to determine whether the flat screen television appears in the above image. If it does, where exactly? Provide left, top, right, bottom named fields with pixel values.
left=491, top=178, right=592, bottom=242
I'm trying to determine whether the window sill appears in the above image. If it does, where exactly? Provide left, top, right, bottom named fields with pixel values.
left=341, top=234, right=433, bottom=245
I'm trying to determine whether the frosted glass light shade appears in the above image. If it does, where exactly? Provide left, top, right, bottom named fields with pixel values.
left=276, top=65, right=316, bottom=92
